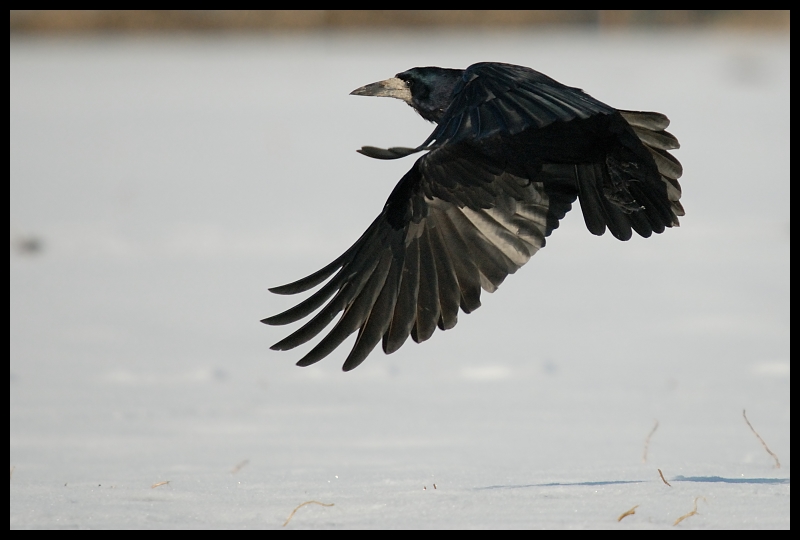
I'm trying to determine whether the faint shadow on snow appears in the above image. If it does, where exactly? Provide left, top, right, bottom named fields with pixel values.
left=476, top=480, right=644, bottom=490
left=672, top=476, right=790, bottom=485
left=476, top=476, right=790, bottom=490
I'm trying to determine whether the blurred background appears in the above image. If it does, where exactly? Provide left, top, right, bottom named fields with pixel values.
left=10, top=11, right=789, bottom=529
left=8, top=10, right=792, bottom=32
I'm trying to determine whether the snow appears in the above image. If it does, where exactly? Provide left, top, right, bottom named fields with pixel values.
left=10, top=30, right=789, bottom=529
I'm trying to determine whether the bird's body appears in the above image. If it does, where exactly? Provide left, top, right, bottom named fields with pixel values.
left=263, top=62, right=683, bottom=371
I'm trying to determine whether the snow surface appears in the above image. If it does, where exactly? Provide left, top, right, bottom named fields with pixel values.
left=10, top=30, right=789, bottom=529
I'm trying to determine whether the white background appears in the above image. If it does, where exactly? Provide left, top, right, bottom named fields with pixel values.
left=10, top=30, right=789, bottom=528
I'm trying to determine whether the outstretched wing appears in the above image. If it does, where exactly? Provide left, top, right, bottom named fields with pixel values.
left=424, top=62, right=619, bottom=148
left=425, top=62, right=685, bottom=241
left=262, top=145, right=577, bottom=371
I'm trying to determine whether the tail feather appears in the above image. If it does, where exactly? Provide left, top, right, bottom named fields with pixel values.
left=618, top=110, right=670, bottom=130
left=630, top=125, right=680, bottom=151
left=621, top=110, right=684, bottom=225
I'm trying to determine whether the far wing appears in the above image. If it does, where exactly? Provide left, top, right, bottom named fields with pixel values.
left=425, top=62, right=618, bottom=148
left=262, top=146, right=577, bottom=371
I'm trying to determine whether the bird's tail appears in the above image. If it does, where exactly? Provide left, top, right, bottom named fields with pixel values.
left=619, top=110, right=683, bottom=209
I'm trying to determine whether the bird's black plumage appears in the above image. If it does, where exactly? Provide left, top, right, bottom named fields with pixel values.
left=263, top=62, right=683, bottom=371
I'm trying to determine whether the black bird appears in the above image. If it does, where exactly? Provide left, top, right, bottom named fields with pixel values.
left=262, top=62, right=683, bottom=371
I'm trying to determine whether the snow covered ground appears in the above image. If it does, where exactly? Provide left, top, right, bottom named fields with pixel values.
left=10, top=30, right=789, bottom=529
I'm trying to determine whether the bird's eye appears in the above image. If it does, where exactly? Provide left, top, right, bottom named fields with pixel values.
left=406, top=79, right=414, bottom=88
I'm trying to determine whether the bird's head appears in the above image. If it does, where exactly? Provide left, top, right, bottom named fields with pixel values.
left=350, top=67, right=463, bottom=123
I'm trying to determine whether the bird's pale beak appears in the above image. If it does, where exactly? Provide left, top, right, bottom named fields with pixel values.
left=350, top=77, right=412, bottom=103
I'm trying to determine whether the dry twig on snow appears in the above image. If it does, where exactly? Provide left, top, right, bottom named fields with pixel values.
left=617, top=505, right=639, bottom=522
left=642, top=420, right=659, bottom=463
left=282, top=500, right=334, bottom=527
left=658, top=469, right=672, bottom=487
left=673, top=496, right=706, bottom=526
left=150, top=481, right=170, bottom=489
left=743, top=409, right=781, bottom=468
